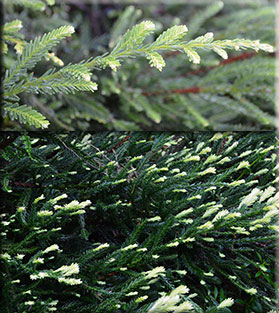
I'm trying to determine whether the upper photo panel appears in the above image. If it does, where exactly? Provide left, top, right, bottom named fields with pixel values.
left=2, top=0, right=275, bottom=130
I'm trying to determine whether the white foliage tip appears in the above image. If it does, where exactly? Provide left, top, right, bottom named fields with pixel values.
left=143, top=20, right=156, bottom=31
left=239, top=188, right=261, bottom=207
left=144, top=266, right=166, bottom=280
left=54, top=263, right=79, bottom=276
left=43, top=244, right=59, bottom=254
left=148, top=285, right=190, bottom=313
left=217, top=298, right=234, bottom=309
left=146, top=52, right=166, bottom=71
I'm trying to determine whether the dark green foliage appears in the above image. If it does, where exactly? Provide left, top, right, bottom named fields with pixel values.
left=1, top=132, right=278, bottom=312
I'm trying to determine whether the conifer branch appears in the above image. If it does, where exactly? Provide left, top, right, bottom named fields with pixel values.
left=85, top=22, right=273, bottom=73
left=2, top=103, right=50, bottom=129
left=3, top=25, right=75, bottom=88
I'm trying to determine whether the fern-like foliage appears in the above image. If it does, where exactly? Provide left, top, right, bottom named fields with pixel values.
left=86, top=21, right=273, bottom=73
left=2, top=103, right=50, bottom=128
left=2, top=19, right=24, bottom=54
left=1, top=1, right=274, bottom=129
left=3, top=25, right=75, bottom=88
left=85, top=2, right=275, bottom=131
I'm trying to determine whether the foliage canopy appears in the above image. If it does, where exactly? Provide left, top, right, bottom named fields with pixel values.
left=0, top=132, right=278, bottom=312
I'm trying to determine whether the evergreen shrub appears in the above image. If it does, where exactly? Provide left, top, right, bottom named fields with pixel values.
left=1, top=1, right=275, bottom=130
left=0, top=132, right=278, bottom=312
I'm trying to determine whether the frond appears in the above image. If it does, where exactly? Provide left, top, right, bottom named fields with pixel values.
left=4, top=67, right=98, bottom=98
left=151, top=25, right=188, bottom=47
left=3, top=25, right=75, bottom=88
left=145, top=52, right=166, bottom=72
left=88, top=21, right=273, bottom=73
left=2, top=103, right=50, bottom=129
left=30, top=77, right=98, bottom=95
left=3, top=19, right=23, bottom=34
left=111, top=20, right=155, bottom=54
left=182, top=33, right=273, bottom=64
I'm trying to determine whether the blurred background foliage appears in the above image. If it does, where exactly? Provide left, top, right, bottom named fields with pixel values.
left=2, top=0, right=276, bottom=130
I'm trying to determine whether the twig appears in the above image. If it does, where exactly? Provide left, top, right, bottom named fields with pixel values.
left=107, top=135, right=130, bottom=153
left=143, top=86, right=202, bottom=97
left=55, top=136, right=99, bottom=170
left=88, top=142, right=111, bottom=162
left=142, top=51, right=274, bottom=97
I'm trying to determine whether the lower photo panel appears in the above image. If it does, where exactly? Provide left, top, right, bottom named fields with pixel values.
left=0, top=132, right=278, bottom=313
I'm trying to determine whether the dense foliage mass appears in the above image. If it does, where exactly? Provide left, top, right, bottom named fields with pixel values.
left=1, top=0, right=275, bottom=130
left=0, top=132, right=278, bottom=312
